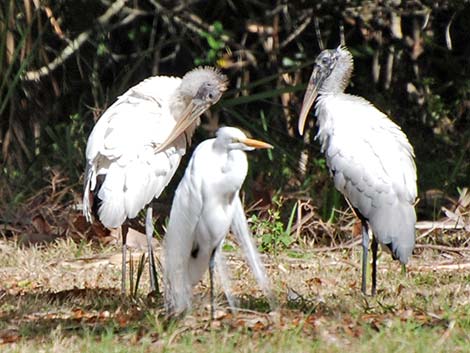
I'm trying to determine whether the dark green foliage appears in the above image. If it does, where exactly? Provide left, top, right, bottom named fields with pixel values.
left=0, top=0, right=468, bottom=231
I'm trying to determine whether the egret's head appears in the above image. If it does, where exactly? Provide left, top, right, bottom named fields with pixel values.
left=216, top=127, right=273, bottom=152
left=298, top=46, right=353, bottom=135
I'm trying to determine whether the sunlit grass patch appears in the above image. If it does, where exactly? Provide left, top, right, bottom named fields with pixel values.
left=1, top=237, right=470, bottom=352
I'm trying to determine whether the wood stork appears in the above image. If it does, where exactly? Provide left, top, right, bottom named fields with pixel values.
left=83, top=67, right=228, bottom=295
left=163, top=127, right=275, bottom=318
left=298, top=46, right=417, bottom=296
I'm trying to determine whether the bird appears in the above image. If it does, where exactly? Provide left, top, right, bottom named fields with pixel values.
left=298, top=46, right=417, bottom=296
left=83, top=67, right=228, bottom=295
left=163, top=126, right=275, bottom=318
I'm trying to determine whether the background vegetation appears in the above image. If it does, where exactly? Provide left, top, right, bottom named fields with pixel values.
left=1, top=0, right=469, bottom=231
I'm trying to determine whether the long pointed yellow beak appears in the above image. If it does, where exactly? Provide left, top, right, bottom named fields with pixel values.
left=298, top=66, right=322, bottom=136
left=241, top=138, right=273, bottom=149
left=155, top=102, right=208, bottom=153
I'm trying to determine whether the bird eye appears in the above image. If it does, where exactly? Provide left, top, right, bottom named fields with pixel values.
left=207, top=92, right=214, bottom=100
left=321, top=57, right=329, bottom=65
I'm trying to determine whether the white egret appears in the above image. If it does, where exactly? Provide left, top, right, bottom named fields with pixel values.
left=163, top=127, right=275, bottom=318
left=298, top=46, right=417, bottom=295
left=83, top=67, right=228, bottom=295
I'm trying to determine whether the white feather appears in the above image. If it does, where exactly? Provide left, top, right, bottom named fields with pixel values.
left=96, top=163, right=127, bottom=228
left=315, top=92, right=417, bottom=263
left=164, top=127, right=274, bottom=315
left=83, top=76, right=188, bottom=227
left=164, top=149, right=204, bottom=314
left=231, top=197, right=276, bottom=306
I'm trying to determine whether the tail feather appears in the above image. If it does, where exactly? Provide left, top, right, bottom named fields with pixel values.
left=369, top=201, right=416, bottom=264
left=231, top=197, right=276, bottom=308
left=83, top=163, right=94, bottom=223
left=96, top=163, right=127, bottom=228
left=123, top=160, right=152, bottom=219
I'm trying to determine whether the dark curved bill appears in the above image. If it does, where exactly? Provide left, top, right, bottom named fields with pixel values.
left=155, top=102, right=208, bottom=153
left=298, top=66, right=322, bottom=136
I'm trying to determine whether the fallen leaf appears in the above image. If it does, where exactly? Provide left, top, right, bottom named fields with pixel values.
left=31, top=214, right=51, bottom=234
left=306, top=277, right=322, bottom=286
left=0, top=329, right=20, bottom=344
left=72, top=308, right=85, bottom=319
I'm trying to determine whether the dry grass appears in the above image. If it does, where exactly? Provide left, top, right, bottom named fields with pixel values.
left=1, top=233, right=470, bottom=352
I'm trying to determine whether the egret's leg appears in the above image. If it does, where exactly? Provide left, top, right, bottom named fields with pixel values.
left=121, top=224, right=129, bottom=296
left=145, top=206, right=157, bottom=293
left=371, top=236, right=378, bottom=296
left=209, top=248, right=217, bottom=320
left=361, top=222, right=369, bottom=295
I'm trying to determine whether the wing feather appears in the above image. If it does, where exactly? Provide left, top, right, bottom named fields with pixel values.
left=163, top=151, right=204, bottom=315
left=83, top=76, right=187, bottom=227
left=317, top=94, right=417, bottom=262
left=96, top=163, right=127, bottom=227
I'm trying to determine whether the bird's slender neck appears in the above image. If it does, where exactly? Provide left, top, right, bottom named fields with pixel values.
left=320, top=54, right=353, bottom=95
left=213, top=138, right=230, bottom=153
left=169, top=92, right=191, bottom=121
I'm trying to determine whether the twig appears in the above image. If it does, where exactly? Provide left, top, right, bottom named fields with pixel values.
left=339, top=22, right=345, bottom=46
left=280, top=10, right=313, bottom=49
left=384, top=45, right=395, bottom=90
left=23, top=0, right=128, bottom=81
left=168, top=327, right=189, bottom=345
left=416, top=227, right=437, bottom=241
left=290, top=205, right=316, bottom=235
left=436, top=320, right=456, bottom=347
left=415, top=244, right=470, bottom=253
left=226, top=306, right=273, bottom=318
left=421, top=9, right=431, bottom=30
left=148, top=0, right=209, bottom=38
left=43, top=5, right=65, bottom=38
left=309, top=239, right=361, bottom=252
left=313, top=16, right=324, bottom=50
left=445, top=12, right=456, bottom=50
left=415, top=263, right=470, bottom=271
left=415, top=220, right=466, bottom=230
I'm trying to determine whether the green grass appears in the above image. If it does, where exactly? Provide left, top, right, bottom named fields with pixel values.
left=1, top=239, right=469, bottom=352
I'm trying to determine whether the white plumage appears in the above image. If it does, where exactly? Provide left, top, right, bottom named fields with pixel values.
left=164, top=127, right=275, bottom=317
left=83, top=67, right=227, bottom=294
left=299, top=46, right=417, bottom=295
left=315, top=94, right=417, bottom=259
left=83, top=76, right=183, bottom=227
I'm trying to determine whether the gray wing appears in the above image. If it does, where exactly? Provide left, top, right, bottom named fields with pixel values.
left=324, top=98, right=417, bottom=263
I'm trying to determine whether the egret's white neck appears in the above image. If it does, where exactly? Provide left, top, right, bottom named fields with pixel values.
left=213, top=138, right=231, bottom=153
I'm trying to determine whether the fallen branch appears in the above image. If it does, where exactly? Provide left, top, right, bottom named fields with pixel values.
left=415, top=220, right=466, bottom=230
left=415, top=263, right=470, bottom=271
left=415, top=244, right=470, bottom=253
left=290, top=239, right=361, bottom=253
